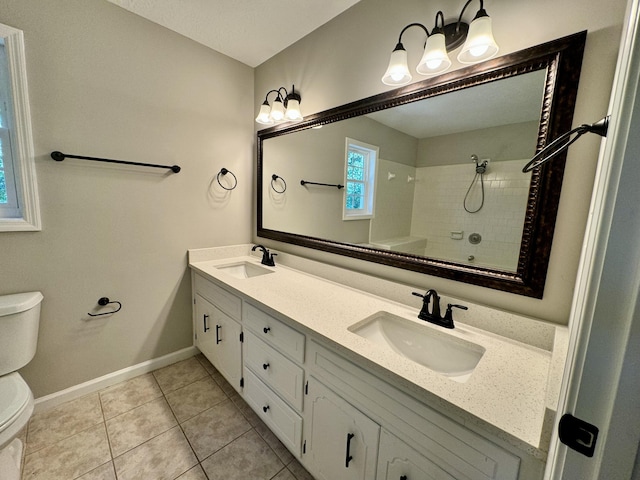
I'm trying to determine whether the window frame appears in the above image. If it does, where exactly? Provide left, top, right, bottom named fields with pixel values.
left=343, top=137, right=378, bottom=221
left=0, top=23, right=40, bottom=232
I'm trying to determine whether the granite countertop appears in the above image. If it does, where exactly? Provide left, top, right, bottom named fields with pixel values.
left=188, top=245, right=563, bottom=458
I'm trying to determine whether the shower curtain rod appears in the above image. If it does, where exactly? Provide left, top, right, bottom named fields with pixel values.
left=51, top=151, right=181, bottom=173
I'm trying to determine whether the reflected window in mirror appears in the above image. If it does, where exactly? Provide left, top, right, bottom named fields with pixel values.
left=344, top=138, right=378, bottom=220
left=0, top=23, right=40, bottom=232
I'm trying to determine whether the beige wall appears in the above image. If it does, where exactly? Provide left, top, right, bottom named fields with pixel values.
left=417, top=121, right=540, bottom=167
left=0, top=0, right=254, bottom=397
left=254, top=0, right=627, bottom=324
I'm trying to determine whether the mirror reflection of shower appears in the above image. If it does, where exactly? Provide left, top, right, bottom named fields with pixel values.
left=463, top=154, right=489, bottom=213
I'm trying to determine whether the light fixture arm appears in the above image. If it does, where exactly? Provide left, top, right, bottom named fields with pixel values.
left=396, top=22, right=430, bottom=46
left=457, top=0, right=485, bottom=30
left=432, top=11, right=446, bottom=34
left=262, top=86, right=301, bottom=108
left=261, top=89, right=283, bottom=105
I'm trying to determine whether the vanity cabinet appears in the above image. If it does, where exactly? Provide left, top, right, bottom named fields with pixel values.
left=307, top=340, right=522, bottom=480
left=189, top=260, right=546, bottom=480
left=193, top=274, right=243, bottom=392
left=242, top=302, right=305, bottom=455
left=304, top=376, right=380, bottom=480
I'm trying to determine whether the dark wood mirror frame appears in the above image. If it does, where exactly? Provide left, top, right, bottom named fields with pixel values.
left=257, top=31, right=587, bottom=298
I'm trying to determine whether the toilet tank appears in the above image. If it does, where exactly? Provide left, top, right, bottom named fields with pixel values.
left=0, top=292, right=43, bottom=376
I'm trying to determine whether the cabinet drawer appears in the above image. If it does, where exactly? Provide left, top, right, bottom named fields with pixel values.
left=243, top=303, right=305, bottom=363
left=244, top=332, right=304, bottom=411
left=244, top=368, right=303, bottom=455
left=194, top=274, right=241, bottom=320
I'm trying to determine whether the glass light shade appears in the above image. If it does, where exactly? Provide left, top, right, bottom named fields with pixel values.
left=269, top=98, right=285, bottom=122
left=416, top=32, right=452, bottom=75
left=381, top=46, right=412, bottom=86
left=457, top=15, right=499, bottom=64
left=284, top=99, right=303, bottom=122
left=255, top=103, right=273, bottom=125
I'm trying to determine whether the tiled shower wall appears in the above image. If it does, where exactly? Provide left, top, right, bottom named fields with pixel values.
left=410, top=159, right=531, bottom=270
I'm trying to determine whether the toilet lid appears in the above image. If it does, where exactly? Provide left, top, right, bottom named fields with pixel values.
left=0, top=373, right=31, bottom=431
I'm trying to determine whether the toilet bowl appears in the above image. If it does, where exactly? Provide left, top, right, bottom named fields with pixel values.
left=0, top=291, right=43, bottom=479
left=0, top=373, right=34, bottom=449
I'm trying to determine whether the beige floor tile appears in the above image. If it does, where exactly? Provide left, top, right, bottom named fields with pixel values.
left=26, top=393, right=103, bottom=455
left=287, top=458, right=316, bottom=480
left=210, top=369, right=236, bottom=396
left=76, top=461, right=116, bottom=480
left=273, top=468, right=297, bottom=480
left=181, top=398, right=252, bottom=461
left=200, top=429, right=284, bottom=480
left=195, top=353, right=216, bottom=375
left=113, top=426, right=197, bottom=480
left=99, top=373, right=163, bottom=419
left=105, top=397, right=177, bottom=457
left=176, top=464, right=208, bottom=480
left=229, top=391, right=261, bottom=427
left=152, top=356, right=208, bottom=394
left=22, top=423, right=111, bottom=480
left=166, top=376, right=227, bottom=423
left=254, top=418, right=294, bottom=465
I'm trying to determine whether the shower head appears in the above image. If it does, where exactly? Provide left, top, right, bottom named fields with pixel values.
left=470, top=154, right=489, bottom=174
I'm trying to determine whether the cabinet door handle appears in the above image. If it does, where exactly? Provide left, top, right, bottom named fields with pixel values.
left=400, top=476, right=408, bottom=480
left=263, top=363, right=270, bottom=370
left=215, top=324, right=221, bottom=344
left=345, top=433, right=355, bottom=468
left=263, top=327, right=271, bottom=334
left=263, top=405, right=270, bottom=413
left=203, top=314, right=210, bottom=332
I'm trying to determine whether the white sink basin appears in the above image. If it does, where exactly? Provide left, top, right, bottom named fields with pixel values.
left=349, top=312, right=485, bottom=383
left=215, top=261, right=274, bottom=279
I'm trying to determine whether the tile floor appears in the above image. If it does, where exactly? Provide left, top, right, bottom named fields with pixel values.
left=20, top=354, right=315, bottom=480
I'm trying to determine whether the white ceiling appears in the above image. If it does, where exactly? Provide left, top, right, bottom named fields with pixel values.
left=106, top=0, right=362, bottom=68
left=367, top=70, right=547, bottom=138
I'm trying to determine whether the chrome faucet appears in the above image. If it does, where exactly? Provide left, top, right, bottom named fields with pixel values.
left=412, top=289, right=467, bottom=329
left=252, top=244, right=277, bottom=266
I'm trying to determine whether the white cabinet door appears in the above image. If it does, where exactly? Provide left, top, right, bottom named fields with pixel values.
left=305, top=376, right=380, bottom=480
left=377, top=430, right=456, bottom=480
left=194, top=294, right=216, bottom=362
left=212, top=304, right=242, bottom=391
left=194, top=294, right=242, bottom=391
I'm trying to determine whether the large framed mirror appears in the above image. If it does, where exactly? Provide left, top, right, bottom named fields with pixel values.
left=257, top=32, right=587, bottom=298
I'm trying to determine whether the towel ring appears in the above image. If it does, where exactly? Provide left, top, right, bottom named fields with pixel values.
left=217, top=168, right=238, bottom=191
left=271, top=174, right=287, bottom=193
left=88, top=297, right=122, bottom=317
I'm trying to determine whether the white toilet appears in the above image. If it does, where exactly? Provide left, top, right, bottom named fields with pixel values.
left=0, top=292, right=43, bottom=479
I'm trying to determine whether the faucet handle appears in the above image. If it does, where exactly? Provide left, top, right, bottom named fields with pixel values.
left=411, top=291, right=426, bottom=299
left=444, top=303, right=468, bottom=321
left=266, top=252, right=277, bottom=267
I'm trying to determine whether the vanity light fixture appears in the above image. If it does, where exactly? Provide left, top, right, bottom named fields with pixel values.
left=382, top=0, right=499, bottom=86
left=255, top=85, right=303, bottom=125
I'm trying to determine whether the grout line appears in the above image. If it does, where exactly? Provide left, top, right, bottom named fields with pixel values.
left=24, top=354, right=313, bottom=480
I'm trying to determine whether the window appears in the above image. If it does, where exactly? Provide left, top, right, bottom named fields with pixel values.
left=343, top=138, right=378, bottom=220
left=0, top=43, right=19, bottom=217
left=0, top=24, right=40, bottom=231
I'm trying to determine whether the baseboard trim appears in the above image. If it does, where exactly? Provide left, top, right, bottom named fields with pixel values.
left=33, top=346, right=199, bottom=413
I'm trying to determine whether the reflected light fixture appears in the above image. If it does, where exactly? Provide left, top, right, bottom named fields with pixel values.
left=382, top=0, right=499, bottom=86
left=255, top=85, right=303, bottom=125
